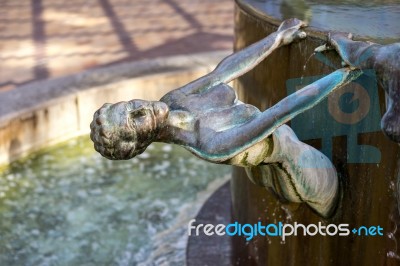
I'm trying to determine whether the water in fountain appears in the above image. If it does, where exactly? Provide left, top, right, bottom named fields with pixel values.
left=242, top=0, right=400, bottom=43
left=0, top=136, right=230, bottom=265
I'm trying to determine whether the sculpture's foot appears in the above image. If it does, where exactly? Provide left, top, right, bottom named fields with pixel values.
left=382, top=97, right=400, bottom=143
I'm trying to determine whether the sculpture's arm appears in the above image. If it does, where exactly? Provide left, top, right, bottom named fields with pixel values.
left=161, top=18, right=306, bottom=102
left=188, top=68, right=362, bottom=162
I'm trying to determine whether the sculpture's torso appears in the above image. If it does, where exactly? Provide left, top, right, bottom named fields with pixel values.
left=163, top=83, right=271, bottom=165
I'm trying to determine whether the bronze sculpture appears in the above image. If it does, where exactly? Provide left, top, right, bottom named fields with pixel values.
left=317, top=32, right=400, bottom=143
left=90, top=19, right=362, bottom=218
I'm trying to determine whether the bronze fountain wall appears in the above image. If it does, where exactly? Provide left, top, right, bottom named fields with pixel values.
left=231, top=0, right=400, bottom=265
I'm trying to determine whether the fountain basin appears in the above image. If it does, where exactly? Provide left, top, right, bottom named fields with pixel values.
left=225, top=0, right=400, bottom=265
left=0, top=51, right=232, bottom=265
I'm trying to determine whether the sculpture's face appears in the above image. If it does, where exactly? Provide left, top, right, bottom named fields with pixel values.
left=90, top=100, right=168, bottom=160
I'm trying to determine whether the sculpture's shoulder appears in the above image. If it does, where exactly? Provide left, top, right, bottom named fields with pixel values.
left=160, top=83, right=238, bottom=112
left=159, top=90, right=186, bottom=110
left=188, top=83, right=237, bottom=110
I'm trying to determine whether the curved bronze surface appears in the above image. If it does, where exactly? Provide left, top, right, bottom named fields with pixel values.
left=232, top=1, right=400, bottom=265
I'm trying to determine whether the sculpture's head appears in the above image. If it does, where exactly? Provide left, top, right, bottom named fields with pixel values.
left=90, top=100, right=169, bottom=160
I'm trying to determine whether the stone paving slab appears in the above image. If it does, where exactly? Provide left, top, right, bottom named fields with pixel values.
left=0, top=0, right=234, bottom=93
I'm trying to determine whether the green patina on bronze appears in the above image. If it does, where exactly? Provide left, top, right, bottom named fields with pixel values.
left=89, top=18, right=366, bottom=218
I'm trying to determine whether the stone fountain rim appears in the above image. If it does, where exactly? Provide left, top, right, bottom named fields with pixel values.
left=235, top=0, right=380, bottom=43
left=0, top=50, right=230, bottom=166
left=0, top=51, right=230, bottom=126
left=236, top=0, right=327, bottom=40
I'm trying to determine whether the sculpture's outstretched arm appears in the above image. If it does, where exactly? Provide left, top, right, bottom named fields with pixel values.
left=322, top=32, right=400, bottom=143
left=203, top=18, right=306, bottom=86
left=189, top=68, right=362, bottom=162
left=161, top=19, right=306, bottom=102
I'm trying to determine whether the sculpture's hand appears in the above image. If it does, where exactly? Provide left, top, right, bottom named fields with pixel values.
left=277, top=18, right=307, bottom=45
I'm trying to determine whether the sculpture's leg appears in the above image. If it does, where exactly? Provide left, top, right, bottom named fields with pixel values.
left=381, top=89, right=400, bottom=143
left=327, top=32, right=377, bottom=68
left=322, top=32, right=400, bottom=143
left=246, top=125, right=338, bottom=218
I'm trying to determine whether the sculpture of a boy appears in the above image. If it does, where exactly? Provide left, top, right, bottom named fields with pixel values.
left=91, top=19, right=362, bottom=218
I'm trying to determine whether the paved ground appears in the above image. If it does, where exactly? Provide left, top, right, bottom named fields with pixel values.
left=0, top=0, right=234, bottom=93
